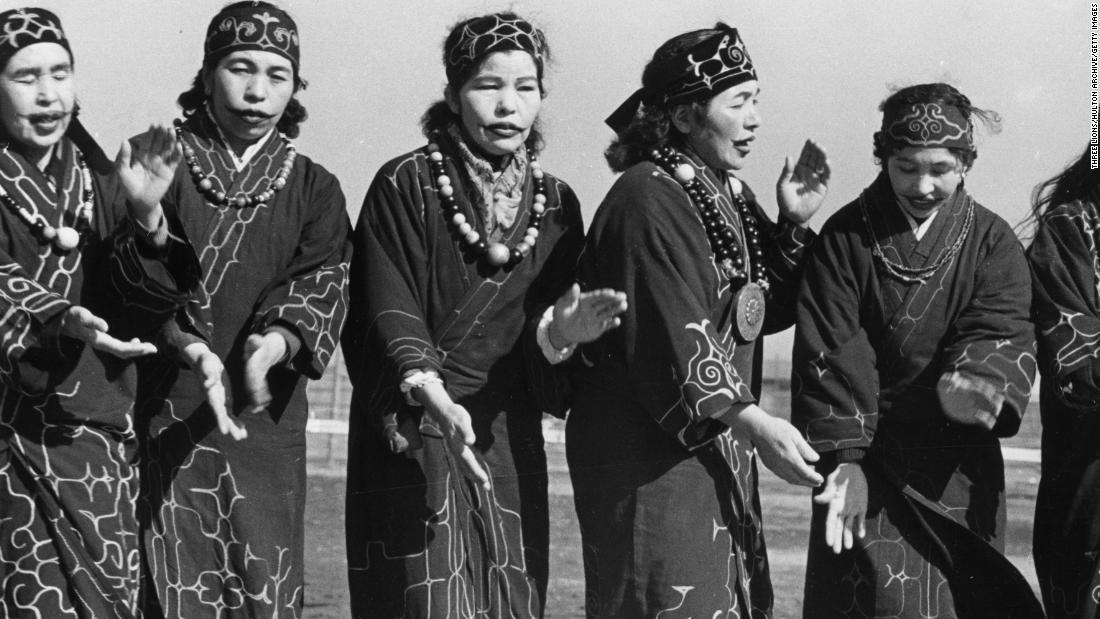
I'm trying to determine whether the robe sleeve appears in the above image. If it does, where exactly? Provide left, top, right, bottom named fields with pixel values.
left=0, top=251, right=76, bottom=394
left=581, top=170, right=758, bottom=450
left=937, top=220, right=1036, bottom=436
left=1029, top=203, right=1100, bottom=409
left=342, top=159, right=442, bottom=424
left=791, top=213, right=879, bottom=463
left=249, top=168, right=351, bottom=379
left=751, top=194, right=816, bottom=333
left=521, top=179, right=584, bottom=419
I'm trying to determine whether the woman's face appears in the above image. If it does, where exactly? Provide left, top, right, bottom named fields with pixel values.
left=204, top=50, right=294, bottom=152
left=0, top=42, right=75, bottom=159
left=886, top=146, right=967, bottom=214
left=447, top=50, right=542, bottom=157
left=680, top=80, right=760, bottom=171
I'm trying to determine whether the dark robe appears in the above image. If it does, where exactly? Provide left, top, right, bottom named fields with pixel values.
left=0, top=137, right=141, bottom=617
left=1029, top=198, right=1100, bottom=619
left=109, top=112, right=350, bottom=618
left=566, top=149, right=813, bottom=618
left=342, top=134, right=582, bottom=619
left=792, top=174, right=1042, bottom=618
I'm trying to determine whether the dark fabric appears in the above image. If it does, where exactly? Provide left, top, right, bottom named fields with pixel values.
left=110, top=113, right=350, bottom=618
left=0, top=138, right=141, bottom=617
left=875, top=102, right=974, bottom=152
left=605, top=24, right=756, bottom=133
left=444, top=13, right=547, bottom=85
left=1029, top=199, right=1100, bottom=619
left=342, top=136, right=582, bottom=618
left=0, top=7, right=70, bottom=71
left=204, top=1, right=299, bottom=69
left=792, top=177, right=1040, bottom=618
left=567, top=149, right=813, bottom=618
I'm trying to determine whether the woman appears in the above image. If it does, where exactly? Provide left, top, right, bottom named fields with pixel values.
left=567, top=24, right=829, bottom=617
left=792, top=83, right=1043, bottom=618
left=1029, top=145, right=1100, bottom=618
left=342, top=12, right=624, bottom=618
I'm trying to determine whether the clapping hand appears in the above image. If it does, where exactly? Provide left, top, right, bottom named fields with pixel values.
left=115, top=124, right=181, bottom=229
left=60, top=305, right=157, bottom=359
left=182, top=342, right=247, bottom=440
left=814, top=462, right=868, bottom=554
left=548, top=284, right=628, bottom=349
left=776, top=139, right=830, bottom=226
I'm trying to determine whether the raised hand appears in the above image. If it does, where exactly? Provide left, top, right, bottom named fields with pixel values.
left=721, top=403, right=823, bottom=487
left=60, top=305, right=157, bottom=359
left=549, top=283, right=628, bottom=348
left=937, top=370, right=1004, bottom=430
left=776, top=139, right=830, bottom=225
left=115, top=124, right=181, bottom=228
left=814, top=462, right=869, bottom=554
left=182, top=342, right=246, bottom=440
left=242, top=332, right=288, bottom=414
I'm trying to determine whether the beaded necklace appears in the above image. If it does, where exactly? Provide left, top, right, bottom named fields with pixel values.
left=0, top=145, right=93, bottom=252
left=649, top=146, right=768, bottom=291
left=426, top=141, right=546, bottom=268
left=857, top=192, right=974, bottom=284
left=173, top=119, right=297, bottom=208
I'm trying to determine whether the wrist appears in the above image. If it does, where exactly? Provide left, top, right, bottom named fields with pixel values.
left=547, top=318, right=572, bottom=350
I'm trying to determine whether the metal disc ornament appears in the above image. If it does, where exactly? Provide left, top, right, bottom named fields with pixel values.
left=734, top=282, right=766, bottom=342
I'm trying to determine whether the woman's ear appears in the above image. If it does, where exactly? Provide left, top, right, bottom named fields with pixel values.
left=669, top=103, right=695, bottom=135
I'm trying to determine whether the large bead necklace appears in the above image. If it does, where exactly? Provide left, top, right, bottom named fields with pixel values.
left=857, top=192, right=974, bottom=284
left=0, top=147, right=93, bottom=252
left=649, top=146, right=768, bottom=291
left=426, top=141, right=546, bottom=268
left=174, top=119, right=297, bottom=208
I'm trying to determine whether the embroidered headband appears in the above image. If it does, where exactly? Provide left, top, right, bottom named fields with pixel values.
left=0, top=8, right=70, bottom=71
left=204, top=1, right=299, bottom=71
left=606, top=23, right=756, bottom=133
left=875, top=102, right=973, bottom=152
left=444, top=13, right=547, bottom=85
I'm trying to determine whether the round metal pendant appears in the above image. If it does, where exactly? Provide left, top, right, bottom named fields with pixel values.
left=734, top=282, right=766, bottom=342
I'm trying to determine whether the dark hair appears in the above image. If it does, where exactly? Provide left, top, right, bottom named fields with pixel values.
left=176, top=62, right=309, bottom=139
left=872, top=83, right=1000, bottom=169
left=604, top=27, right=719, bottom=172
left=419, top=12, right=549, bottom=156
left=1032, top=145, right=1100, bottom=219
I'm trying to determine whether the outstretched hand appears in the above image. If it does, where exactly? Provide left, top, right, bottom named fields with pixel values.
left=722, top=403, right=823, bottom=487
left=242, top=332, right=288, bottom=414
left=814, top=462, right=868, bottom=554
left=183, top=342, right=247, bottom=440
left=60, top=305, right=157, bottom=359
left=549, top=284, right=628, bottom=348
left=776, top=139, right=830, bottom=226
left=423, top=397, right=491, bottom=491
left=115, top=124, right=181, bottom=228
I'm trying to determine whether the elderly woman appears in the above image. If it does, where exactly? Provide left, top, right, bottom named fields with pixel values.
left=566, top=23, right=829, bottom=617
left=1028, top=145, right=1100, bottom=619
left=792, top=83, right=1043, bottom=617
left=342, top=12, right=624, bottom=618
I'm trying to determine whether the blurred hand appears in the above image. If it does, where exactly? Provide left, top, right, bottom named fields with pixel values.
left=776, top=139, right=830, bottom=226
left=938, top=370, right=1004, bottom=429
left=115, top=124, right=181, bottom=229
left=814, top=462, right=868, bottom=554
left=549, top=284, right=628, bottom=348
left=60, top=306, right=157, bottom=359
left=183, top=342, right=246, bottom=440
left=242, top=332, right=288, bottom=414
left=722, top=403, right=823, bottom=487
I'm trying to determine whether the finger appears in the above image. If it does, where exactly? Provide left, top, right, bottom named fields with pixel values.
left=92, top=333, right=157, bottom=358
left=458, top=444, right=491, bottom=490
left=778, top=155, right=794, bottom=184
left=856, top=513, right=867, bottom=539
left=793, top=434, right=820, bottom=463
left=115, top=138, right=133, bottom=170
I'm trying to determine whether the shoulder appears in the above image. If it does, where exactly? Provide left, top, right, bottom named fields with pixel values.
left=596, top=161, right=688, bottom=221
left=293, top=152, right=341, bottom=189
left=968, top=198, right=1021, bottom=246
left=817, top=195, right=868, bottom=239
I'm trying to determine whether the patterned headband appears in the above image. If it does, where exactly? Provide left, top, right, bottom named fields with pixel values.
left=606, top=24, right=756, bottom=133
left=205, top=1, right=299, bottom=70
left=0, top=8, right=70, bottom=70
left=445, top=13, right=547, bottom=85
left=876, top=103, right=973, bottom=151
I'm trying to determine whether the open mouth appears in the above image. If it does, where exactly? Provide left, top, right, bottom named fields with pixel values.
left=733, top=136, right=754, bottom=154
left=28, top=112, right=66, bottom=131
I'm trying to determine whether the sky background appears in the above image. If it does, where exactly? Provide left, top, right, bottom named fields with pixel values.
left=39, top=0, right=1090, bottom=357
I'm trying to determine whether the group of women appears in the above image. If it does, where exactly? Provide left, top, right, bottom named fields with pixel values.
left=1, top=1, right=1098, bottom=618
